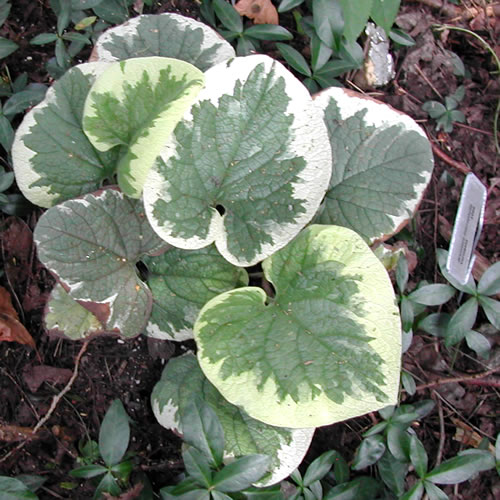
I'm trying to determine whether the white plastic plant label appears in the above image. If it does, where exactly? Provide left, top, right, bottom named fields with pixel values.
left=447, top=173, right=487, bottom=284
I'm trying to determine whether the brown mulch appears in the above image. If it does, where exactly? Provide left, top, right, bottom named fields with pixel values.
left=0, top=1, right=498, bottom=498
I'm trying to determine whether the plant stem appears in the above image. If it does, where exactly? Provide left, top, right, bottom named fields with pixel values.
left=414, top=366, right=500, bottom=392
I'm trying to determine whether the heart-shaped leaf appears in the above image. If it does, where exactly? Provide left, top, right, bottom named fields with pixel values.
left=12, top=62, right=116, bottom=208
left=92, top=13, right=235, bottom=72
left=314, top=88, right=433, bottom=243
left=144, top=246, right=248, bottom=341
left=83, top=57, right=204, bottom=198
left=194, top=225, right=401, bottom=428
left=144, top=55, right=332, bottom=266
left=151, top=354, right=314, bottom=486
left=34, top=188, right=167, bottom=338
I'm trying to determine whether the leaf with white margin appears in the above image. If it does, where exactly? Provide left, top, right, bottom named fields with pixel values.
left=314, top=88, right=433, bottom=243
left=151, top=353, right=314, bottom=486
left=83, top=57, right=204, bottom=198
left=143, top=246, right=248, bottom=341
left=12, top=62, right=117, bottom=208
left=195, top=225, right=401, bottom=429
left=144, top=55, right=332, bottom=267
left=34, top=188, right=167, bottom=338
left=91, top=13, right=235, bottom=72
left=45, top=283, right=105, bottom=340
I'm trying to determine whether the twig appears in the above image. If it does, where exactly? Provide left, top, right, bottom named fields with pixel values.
left=0, top=340, right=89, bottom=464
left=435, top=398, right=446, bottom=466
left=415, top=64, right=443, bottom=99
left=415, top=366, right=500, bottom=392
left=431, top=143, right=471, bottom=175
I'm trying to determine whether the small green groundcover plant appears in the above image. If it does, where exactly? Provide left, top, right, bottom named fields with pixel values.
left=11, top=11, right=435, bottom=485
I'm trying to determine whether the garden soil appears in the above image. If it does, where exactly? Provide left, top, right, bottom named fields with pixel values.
left=0, top=1, right=498, bottom=498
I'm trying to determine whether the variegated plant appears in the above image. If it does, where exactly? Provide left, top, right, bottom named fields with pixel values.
left=11, top=12, right=434, bottom=481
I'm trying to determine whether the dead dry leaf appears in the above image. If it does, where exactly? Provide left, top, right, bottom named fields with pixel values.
left=235, top=0, right=278, bottom=24
left=0, top=286, right=36, bottom=349
left=23, top=365, right=73, bottom=393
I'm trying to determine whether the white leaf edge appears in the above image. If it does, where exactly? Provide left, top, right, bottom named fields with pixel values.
left=151, top=354, right=314, bottom=487
left=195, top=225, right=402, bottom=428
left=83, top=57, right=204, bottom=198
left=92, top=13, right=235, bottom=66
left=144, top=54, right=332, bottom=267
left=11, top=62, right=111, bottom=208
left=313, top=87, right=433, bottom=243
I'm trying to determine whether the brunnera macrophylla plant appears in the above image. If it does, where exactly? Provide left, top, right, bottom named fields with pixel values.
left=11, top=12, right=434, bottom=482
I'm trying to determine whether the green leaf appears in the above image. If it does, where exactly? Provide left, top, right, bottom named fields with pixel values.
left=71, top=0, right=105, bottom=9
left=422, top=101, right=446, bottom=119
left=44, top=284, right=104, bottom=340
left=144, top=246, right=248, bottom=341
left=94, top=472, right=121, bottom=498
left=387, top=426, right=411, bottom=462
left=303, top=451, right=339, bottom=486
left=160, top=478, right=206, bottom=500
left=14, top=476, right=45, bottom=494
left=396, top=254, right=408, bottom=293
left=212, top=455, right=271, bottom=492
left=314, top=88, right=433, bottom=243
left=182, top=447, right=213, bottom=488
left=389, top=28, right=416, bottom=46
left=408, top=284, right=455, bottom=306
left=12, top=62, right=116, bottom=208
left=423, top=481, right=448, bottom=500
left=310, top=33, right=333, bottom=72
left=278, top=0, right=304, bottom=12
left=400, top=296, right=415, bottom=332
left=57, top=0, right=72, bottom=35
left=352, top=435, right=386, bottom=470
left=30, top=33, right=59, bottom=45
left=62, top=32, right=91, bottom=44
left=3, top=85, right=47, bottom=117
left=417, top=312, right=450, bottom=337
left=144, top=55, right=331, bottom=267
left=477, top=296, right=500, bottom=329
left=195, top=225, right=401, bottom=428
left=83, top=57, right=204, bottom=198
left=465, top=330, right=491, bottom=359
left=445, top=297, right=478, bottom=346
left=410, top=435, right=428, bottom=478
left=324, top=476, right=380, bottom=500
left=109, top=460, right=133, bottom=481
left=93, top=13, right=235, bottom=72
left=399, top=480, right=424, bottom=500
left=151, top=354, right=314, bottom=486
left=276, top=43, right=312, bottom=77
left=339, top=0, right=373, bottom=41
left=377, top=452, right=408, bottom=496
left=0, top=114, right=14, bottom=152
left=370, top=0, right=401, bottom=34
left=245, top=25, right=293, bottom=41
left=0, top=37, right=18, bottom=58
left=70, top=464, right=108, bottom=478
left=211, top=492, right=232, bottom=500
left=180, top=398, right=225, bottom=469
left=0, top=0, right=11, bottom=27
left=401, top=371, right=416, bottom=396
left=92, top=0, right=131, bottom=24
left=312, top=0, right=344, bottom=49
left=0, top=476, right=38, bottom=499
left=99, top=399, right=130, bottom=467
left=0, top=170, right=13, bottom=191
left=213, top=0, right=243, bottom=33
left=426, top=450, right=495, bottom=484
left=34, top=188, right=166, bottom=337
left=478, top=262, right=500, bottom=296
left=55, top=38, right=70, bottom=68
